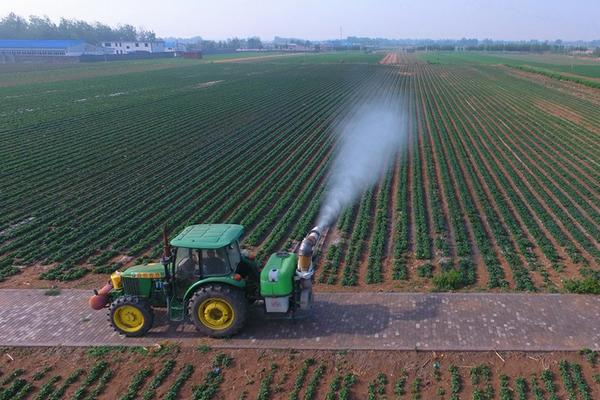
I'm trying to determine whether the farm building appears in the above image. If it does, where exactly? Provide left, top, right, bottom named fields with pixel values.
left=165, top=41, right=187, bottom=52
left=0, top=39, right=105, bottom=56
left=101, top=40, right=165, bottom=54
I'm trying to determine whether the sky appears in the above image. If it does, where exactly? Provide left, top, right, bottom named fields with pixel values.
left=1, top=0, right=598, bottom=41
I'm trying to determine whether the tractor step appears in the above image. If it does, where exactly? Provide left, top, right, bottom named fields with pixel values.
left=168, top=298, right=185, bottom=321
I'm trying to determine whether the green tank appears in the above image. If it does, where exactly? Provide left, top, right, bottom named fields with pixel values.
left=260, top=252, right=297, bottom=297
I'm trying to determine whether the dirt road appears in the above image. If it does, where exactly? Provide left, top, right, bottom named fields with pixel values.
left=0, top=289, right=598, bottom=351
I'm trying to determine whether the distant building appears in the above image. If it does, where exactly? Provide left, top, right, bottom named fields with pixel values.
left=101, top=41, right=165, bottom=54
left=164, top=41, right=187, bottom=52
left=0, top=39, right=105, bottom=56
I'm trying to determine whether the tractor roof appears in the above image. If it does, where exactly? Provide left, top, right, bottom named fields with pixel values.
left=170, top=224, right=244, bottom=249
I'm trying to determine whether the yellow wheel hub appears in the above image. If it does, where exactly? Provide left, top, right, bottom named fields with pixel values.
left=113, top=305, right=145, bottom=333
left=198, top=298, right=235, bottom=330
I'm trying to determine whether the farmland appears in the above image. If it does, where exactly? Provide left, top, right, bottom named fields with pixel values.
left=0, top=346, right=599, bottom=399
left=0, top=51, right=599, bottom=293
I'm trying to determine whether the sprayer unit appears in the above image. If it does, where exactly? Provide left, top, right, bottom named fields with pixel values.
left=89, top=224, right=323, bottom=338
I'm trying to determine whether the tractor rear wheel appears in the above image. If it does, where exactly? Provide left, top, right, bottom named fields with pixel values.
left=189, top=284, right=247, bottom=338
left=109, top=296, right=154, bottom=337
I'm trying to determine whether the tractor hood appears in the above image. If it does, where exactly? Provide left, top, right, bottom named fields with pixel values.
left=121, top=263, right=166, bottom=279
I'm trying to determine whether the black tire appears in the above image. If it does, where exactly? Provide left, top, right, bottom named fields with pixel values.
left=108, top=295, right=154, bottom=337
left=188, top=284, right=247, bottom=338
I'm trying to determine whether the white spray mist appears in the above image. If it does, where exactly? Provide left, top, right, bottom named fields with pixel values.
left=317, top=100, right=406, bottom=229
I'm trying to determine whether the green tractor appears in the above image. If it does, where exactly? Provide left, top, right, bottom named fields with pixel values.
left=89, top=224, right=321, bottom=337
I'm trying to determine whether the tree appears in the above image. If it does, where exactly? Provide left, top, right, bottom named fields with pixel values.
left=0, top=13, right=153, bottom=44
left=246, top=36, right=263, bottom=49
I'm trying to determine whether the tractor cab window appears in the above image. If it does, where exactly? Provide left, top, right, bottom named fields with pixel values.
left=227, top=241, right=241, bottom=269
left=175, top=247, right=200, bottom=282
left=201, top=248, right=229, bottom=276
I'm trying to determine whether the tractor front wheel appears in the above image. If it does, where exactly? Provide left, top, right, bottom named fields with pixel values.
left=109, top=296, right=154, bottom=337
left=189, top=284, right=247, bottom=338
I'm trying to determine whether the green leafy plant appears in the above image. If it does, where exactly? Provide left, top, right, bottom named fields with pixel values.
left=192, top=353, right=234, bottom=400
left=515, top=377, right=527, bottom=400
left=257, top=363, right=277, bottom=400
left=325, top=375, right=341, bottom=400
left=118, top=367, right=152, bottom=400
left=411, top=377, right=422, bottom=400
left=289, top=358, right=315, bottom=400
left=303, top=363, right=325, bottom=400
left=540, top=369, right=559, bottom=400
left=35, top=376, right=61, bottom=400
left=142, top=359, right=176, bottom=400
left=339, top=373, right=357, bottom=400
left=84, top=368, right=114, bottom=400
left=48, top=368, right=83, bottom=400
left=394, top=368, right=409, bottom=396
left=164, top=364, right=194, bottom=400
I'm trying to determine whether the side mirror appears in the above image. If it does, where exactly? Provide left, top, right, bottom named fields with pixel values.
left=241, top=249, right=255, bottom=261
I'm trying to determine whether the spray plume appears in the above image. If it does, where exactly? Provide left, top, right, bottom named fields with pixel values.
left=317, top=100, right=406, bottom=229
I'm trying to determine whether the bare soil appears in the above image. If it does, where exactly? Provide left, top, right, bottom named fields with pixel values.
left=1, top=346, right=598, bottom=399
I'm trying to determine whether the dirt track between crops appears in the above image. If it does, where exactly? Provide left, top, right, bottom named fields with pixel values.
left=0, top=289, right=599, bottom=351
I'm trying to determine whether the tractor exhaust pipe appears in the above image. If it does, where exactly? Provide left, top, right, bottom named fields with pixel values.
left=297, top=226, right=322, bottom=273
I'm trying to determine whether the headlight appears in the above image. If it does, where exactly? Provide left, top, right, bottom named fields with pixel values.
left=110, top=271, right=122, bottom=289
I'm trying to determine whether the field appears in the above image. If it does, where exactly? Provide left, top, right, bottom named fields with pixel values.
left=419, top=51, right=600, bottom=89
left=0, top=346, right=599, bottom=400
left=1, top=51, right=599, bottom=293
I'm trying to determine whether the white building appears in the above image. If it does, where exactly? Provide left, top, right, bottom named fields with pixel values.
left=101, top=41, right=165, bottom=54
left=0, top=40, right=106, bottom=56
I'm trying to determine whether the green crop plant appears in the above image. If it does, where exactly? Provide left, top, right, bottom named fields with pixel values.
left=118, top=367, right=152, bottom=400
left=416, top=263, right=434, bottom=278
left=0, top=368, right=24, bottom=386
left=84, top=368, right=114, bottom=400
left=540, top=369, right=559, bottom=400
left=559, top=360, right=577, bottom=400
left=470, top=365, right=491, bottom=385
left=469, top=364, right=493, bottom=400
left=303, top=363, right=325, bottom=400
left=394, top=368, right=409, bottom=396
left=499, top=374, right=512, bottom=400
left=289, top=358, right=315, bottom=400
left=257, top=363, right=278, bottom=400
left=35, top=376, right=61, bottom=400
left=0, top=378, right=28, bottom=400
left=579, top=348, right=598, bottom=366
left=514, top=377, right=527, bottom=400
left=411, top=377, right=422, bottom=400
left=197, top=344, right=212, bottom=354
left=71, top=361, right=108, bottom=400
left=530, top=376, right=543, bottom=400
left=192, top=353, right=234, bottom=400
left=48, top=368, right=83, bottom=400
left=142, top=359, right=176, bottom=400
left=32, top=366, right=52, bottom=381
left=164, top=364, right=194, bottom=400
left=449, top=364, right=461, bottom=399
left=324, top=375, right=341, bottom=400
left=367, top=372, right=387, bottom=400
left=570, top=363, right=591, bottom=400
left=366, top=171, right=392, bottom=284
left=338, top=373, right=357, bottom=400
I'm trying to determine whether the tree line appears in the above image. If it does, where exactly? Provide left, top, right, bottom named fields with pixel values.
left=0, top=13, right=156, bottom=44
left=188, top=37, right=263, bottom=50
